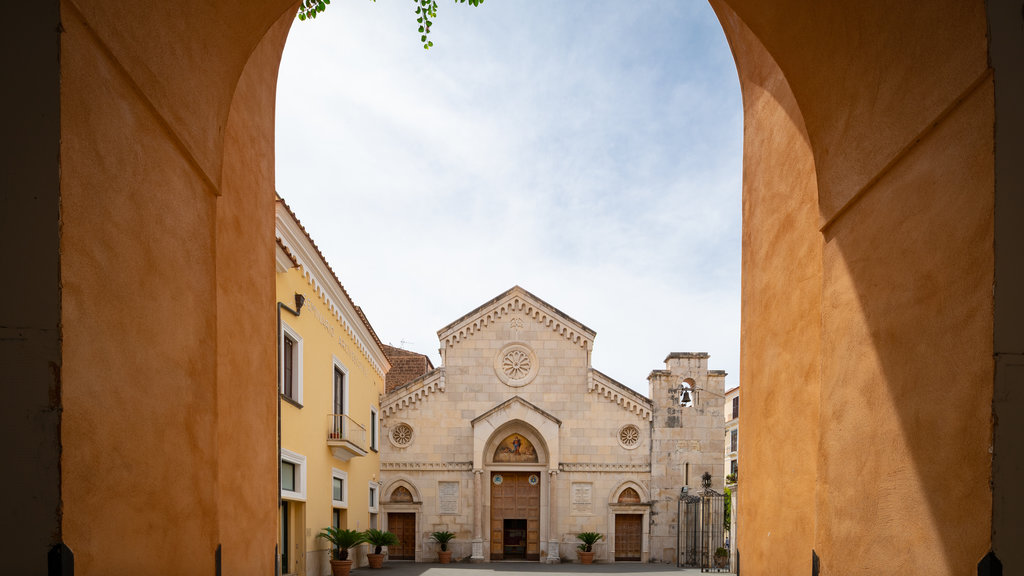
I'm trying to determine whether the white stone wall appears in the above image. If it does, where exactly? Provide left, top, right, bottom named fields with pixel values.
left=380, top=288, right=724, bottom=564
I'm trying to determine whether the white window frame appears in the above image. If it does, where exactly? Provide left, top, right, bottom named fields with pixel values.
left=281, top=448, right=307, bottom=501
left=332, top=468, right=349, bottom=508
left=369, top=406, right=379, bottom=451
left=368, top=482, right=379, bottom=513
left=332, top=356, right=349, bottom=416
left=280, top=320, right=303, bottom=405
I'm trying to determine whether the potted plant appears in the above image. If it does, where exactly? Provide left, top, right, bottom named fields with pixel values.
left=316, top=528, right=366, bottom=576
left=575, top=531, right=602, bottom=564
left=430, top=531, right=456, bottom=563
left=363, top=528, right=400, bottom=569
left=714, top=546, right=729, bottom=569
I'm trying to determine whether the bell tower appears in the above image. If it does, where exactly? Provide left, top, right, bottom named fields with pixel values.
left=647, top=352, right=727, bottom=563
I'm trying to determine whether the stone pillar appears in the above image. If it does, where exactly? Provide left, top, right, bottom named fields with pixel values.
left=546, top=469, right=561, bottom=563
left=472, top=469, right=485, bottom=562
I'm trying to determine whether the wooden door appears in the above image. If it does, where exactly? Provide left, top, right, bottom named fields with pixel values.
left=489, top=472, right=540, bottom=560
left=615, top=514, right=643, bottom=561
left=387, top=513, right=416, bottom=560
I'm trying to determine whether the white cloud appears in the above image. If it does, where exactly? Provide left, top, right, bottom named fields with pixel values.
left=276, top=0, right=742, bottom=394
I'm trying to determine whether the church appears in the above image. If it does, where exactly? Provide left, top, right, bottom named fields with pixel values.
left=378, top=286, right=726, bottom=563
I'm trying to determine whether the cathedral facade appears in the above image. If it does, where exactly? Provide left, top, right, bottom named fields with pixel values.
left=379, top=286, right=725, bottom=563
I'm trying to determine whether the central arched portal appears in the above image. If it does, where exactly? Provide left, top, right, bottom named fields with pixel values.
left=488, top=432, right=543, bottom=560
left=475, top=407, right=559, bottom=562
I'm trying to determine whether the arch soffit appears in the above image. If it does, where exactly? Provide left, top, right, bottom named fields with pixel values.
left=710, top=0, right=987, bottom=222
left=383, top=476, right=423, bottom=503
left=610, top=480, right=649, bottom=504
left=473, top=396, right=560, bottom=470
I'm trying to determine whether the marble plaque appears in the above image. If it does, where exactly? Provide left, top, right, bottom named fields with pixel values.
left=571, top=482, right=593, bottom=515
left=439, top=481, right=459, bottom=514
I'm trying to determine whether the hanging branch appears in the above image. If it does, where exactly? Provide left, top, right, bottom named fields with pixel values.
left=298, top=0, right=485, bottom=50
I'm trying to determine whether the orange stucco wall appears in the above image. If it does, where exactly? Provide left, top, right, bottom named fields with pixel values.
left=711, top=2, right=821, bottom=572
left=217, top=10, right=295, bottom=573
left=58, top=0, right=295, bottom=573
left=714, top=1, right=995, bottom=574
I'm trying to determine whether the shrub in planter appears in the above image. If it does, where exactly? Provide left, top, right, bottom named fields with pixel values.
left=363, top=529, right=400, bottom=568
left=575, top=532, right=602, bottom=564
left=317, top=528, right=366, bottom=576
left=431, top=531, right=456, bottom=563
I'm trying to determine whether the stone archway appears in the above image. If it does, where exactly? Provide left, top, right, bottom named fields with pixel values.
left=12, top=1, right=1019, bottom=574
left=479, top=421, right=552, bottom=562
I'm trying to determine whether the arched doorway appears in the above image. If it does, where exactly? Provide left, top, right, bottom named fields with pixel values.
left=482, top=425, right=551, bottom=561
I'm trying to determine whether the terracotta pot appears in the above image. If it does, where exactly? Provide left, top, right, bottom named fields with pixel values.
left=367, top=553, right=384, bottom=569
left=577, top=551, right=595, bottom=564
left=438, top=550, right=452, bottom=564
left=329, top=559, right=353, bottom=576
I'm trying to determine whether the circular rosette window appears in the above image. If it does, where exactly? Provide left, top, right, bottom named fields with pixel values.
left=494, top=343, right=539, bottom=387
left=618, top=424, right=641, bottom=450
left=389, top=423, right=414, bottom=448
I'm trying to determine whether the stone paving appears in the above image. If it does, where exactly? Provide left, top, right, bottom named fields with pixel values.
left=350, top=561, right=724, bottom=576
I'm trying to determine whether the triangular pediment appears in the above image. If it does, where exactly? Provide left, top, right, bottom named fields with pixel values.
left=437, top=285, right=596, bottom=351
left=471, top=395, right=562, bottom=428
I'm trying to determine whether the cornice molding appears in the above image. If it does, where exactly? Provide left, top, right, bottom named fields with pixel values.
left=438, top=286, right=595, bottom=352
left=588, top=369, right=654, bottom=421
left=275, top=204, right=390, bottom=379
left=381, top=368, right=445, bottom=417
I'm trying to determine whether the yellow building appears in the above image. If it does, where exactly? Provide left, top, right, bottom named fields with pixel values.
left=275, top=197, right=391, bottom=576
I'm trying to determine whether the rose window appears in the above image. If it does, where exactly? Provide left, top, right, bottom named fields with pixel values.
left=502, top=350, right=531, bottom=379
left=618, top=424, right=641, bottom=449
left=494, top=343, right=538, bottom=387
left=390, top=423, right=413, bottom=447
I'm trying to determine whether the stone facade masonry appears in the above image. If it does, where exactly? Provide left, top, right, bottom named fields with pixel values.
left=379, top=286, right=726, bottom=564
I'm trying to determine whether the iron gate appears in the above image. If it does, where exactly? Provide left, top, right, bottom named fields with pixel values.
left=678, top=473, right=730, bottom=572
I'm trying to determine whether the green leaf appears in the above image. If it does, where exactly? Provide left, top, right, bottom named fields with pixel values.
left=421, top=34, right=427, bottom=42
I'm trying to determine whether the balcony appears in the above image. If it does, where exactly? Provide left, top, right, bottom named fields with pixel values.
left=326, top=414, right=368, bottom=461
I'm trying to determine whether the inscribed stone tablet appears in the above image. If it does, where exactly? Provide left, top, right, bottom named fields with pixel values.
left=571, top=482, right=593, bottom=515
left=439, top=481, right=459, bottom=514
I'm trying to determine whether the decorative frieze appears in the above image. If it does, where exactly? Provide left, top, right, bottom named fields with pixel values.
left=439, top=288, right=595, bottom=351
left=381, top=461, right=474, bottom=471
left=559, top=463, right=651, bottom=473
left=588, top=370, right=654, bottom=421
left=381, top=369, right=445, bottom=417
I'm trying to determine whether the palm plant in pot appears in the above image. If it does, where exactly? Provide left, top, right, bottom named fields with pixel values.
left=431, top=531, right=456, bottom=563
left=363, top=528, right=400, bottom=569
left=317, top=528, right=366, bottom=576
left=575, top=532, right=602, bottom=564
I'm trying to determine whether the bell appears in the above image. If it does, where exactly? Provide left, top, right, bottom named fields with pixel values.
left=681, top=391, right=692, bottom=404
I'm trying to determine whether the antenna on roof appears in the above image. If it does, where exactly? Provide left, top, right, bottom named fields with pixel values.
left=400, top=339, right=414, bottom=349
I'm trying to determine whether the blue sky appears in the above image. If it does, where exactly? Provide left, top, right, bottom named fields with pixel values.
left=275, top=1, right=742, bottom=395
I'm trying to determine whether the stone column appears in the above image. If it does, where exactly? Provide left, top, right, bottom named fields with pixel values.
left=546, top=469, right=560, bottom=563
left=472, top=469, right=485, bottom=562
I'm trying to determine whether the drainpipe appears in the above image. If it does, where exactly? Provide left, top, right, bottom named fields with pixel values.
left=276, top=294, right=304, bottom=576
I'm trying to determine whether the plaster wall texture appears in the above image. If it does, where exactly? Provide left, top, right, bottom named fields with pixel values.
left=710, top=3, right=822, bottom=573
left=217, top=11, right=293, bottom=572
left=56, top=0, right=295, bottom=573
left=714, top=0, right=995, bottom=574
